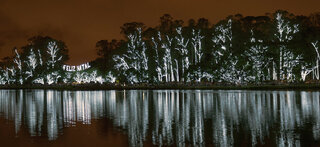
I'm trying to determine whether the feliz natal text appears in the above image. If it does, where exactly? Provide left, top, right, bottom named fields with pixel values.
left=63, top=62, right=91, bottom=72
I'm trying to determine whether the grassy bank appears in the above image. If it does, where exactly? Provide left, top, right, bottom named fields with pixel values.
left=1, top=82, right=320, bottom=91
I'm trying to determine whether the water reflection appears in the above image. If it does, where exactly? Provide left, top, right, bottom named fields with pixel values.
left=0, top=90, right=319, bottom=146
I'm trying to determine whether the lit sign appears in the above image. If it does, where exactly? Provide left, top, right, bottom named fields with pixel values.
left=63, top=62, right=91, bottom=72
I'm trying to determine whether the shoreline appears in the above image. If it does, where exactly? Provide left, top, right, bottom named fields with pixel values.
left=1, top=82, right=320, bottom=91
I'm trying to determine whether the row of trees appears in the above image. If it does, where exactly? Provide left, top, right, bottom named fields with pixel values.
left=106, top=10, right=320, bottom=84
left=0, top=37, right=69, bottom=85
left=0, top=36, right=115, bottom=85
left=1, top=10, right=320, bottom=85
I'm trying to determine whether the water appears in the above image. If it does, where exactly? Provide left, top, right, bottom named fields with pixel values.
left=0, top=89, right=319, bottom=146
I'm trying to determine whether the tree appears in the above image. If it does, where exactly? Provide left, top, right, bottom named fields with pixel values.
left=13, top=48, right=23, bottom=84
left=162, top=35, right=175, bottom=82
left=105, top=71, right=116, bottom=83
left=44, top=41, right=65, bottom=84
left=273, top=11, right=301, bottom=81
left=189, top=29, right=206, bottom=81
left=113, top=28, right=148, bottom=83
left=95, top=39, right=123, bottom=71
left=20, top=36, right=69, bottom=84
left=212, top=19, right=236, bottom=83
left=212, top=19, right=233, bottom=65
left=120, top=22, right=145, bottom=36
left=25, top=49, right=37, bottom=81
left=245, top=30, right=270, bottom=82
left=158, top=14, right=174, bottom=34
left=175, top=27, right=189, bottom=82
left=0, top=68, right=4, bottom=85
left=311, top=41, right=320, bottom=79
left=7, top=66, right=16, bottom=84
left=47, top=41, right=62, bottom=69
left=22, top=36, right=69, bottom=66
left=151, top=32, right=163, bottom=82
left=150, top=31, right=176, bottom=82
left=2, top=68, right=10, bottom=84
left=4, top=12, right=320, bottom=85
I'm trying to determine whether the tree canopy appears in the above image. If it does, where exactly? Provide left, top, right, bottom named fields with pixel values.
left=1, top=10, right=320, bottom=85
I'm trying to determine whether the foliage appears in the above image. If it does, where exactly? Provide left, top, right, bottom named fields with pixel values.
left=1, top=10, right=320, bottom=85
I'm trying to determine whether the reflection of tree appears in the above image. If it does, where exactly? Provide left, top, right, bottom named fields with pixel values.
left=105, top=90, right=150, bottom=146
left=0, top=90, right=320, bottom=146
left=26, top=90, right=44, bottom=136
left=47, top=91, right=62, bottom=140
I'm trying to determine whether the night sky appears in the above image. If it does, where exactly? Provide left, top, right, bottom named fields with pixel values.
left=0, top=0, right=319, bottom=65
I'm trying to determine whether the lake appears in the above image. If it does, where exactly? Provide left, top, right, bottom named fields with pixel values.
left=0, top=89, right=319, bottom=146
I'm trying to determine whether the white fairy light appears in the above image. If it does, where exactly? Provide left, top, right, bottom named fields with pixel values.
left=113, top=28, right=148, bottom=83
left=274, top=12, right=300, bottom=81
left=175, top=27, right=189, bottom=82
left=26, top=49, right=38, bottom=80
left=47, top=41, right=62, bottom=69
left=13, top=49, right=23, bottom=84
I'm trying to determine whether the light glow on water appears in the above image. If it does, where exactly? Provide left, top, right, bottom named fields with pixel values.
left=0, top=90, right=319, bottom=146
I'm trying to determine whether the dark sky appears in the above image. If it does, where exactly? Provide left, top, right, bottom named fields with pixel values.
left=0, top=0, right=319, bottom=65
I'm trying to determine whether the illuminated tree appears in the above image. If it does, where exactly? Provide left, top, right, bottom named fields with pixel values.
left=7, top=67, right=16, bottom=84
left=273, top=11, right=300, bottom=81
left=113, top=55, right=131, bottom=82
left=311, top=41, right=320, bottom=80
left=212, top=19, right=243, bottom=83
left=301, top=64, right=313, bottom=81
left=165, top=36, right=175, bottom=82
left=46, top=72, right=60, bottom=85
left=0, top=67, right=6, bottom=85
left=63, top=72, right=72, bottom=83
left=151, top=33, right=163, bottom=82
left=105, top=71, right=116, bottom=83
left=3, top=68, right=10, bottom=84
left=88, top=70, right=104, bottom=83
left=74, top=72, right=83, bottom=83
left=212, top=19, right=232, bottom=65
left=191, top=29, right=204, bottom=65
left=113, top=28, right=148, bottom=83
left=161, top=34, right=175, bottom=82
left=3, top=11, right=320, bottom=85
left=218, top=57, right=248, bottom=84
left=47, top=41, right=62, bottom=69
left=34, top=77, right=44, bottom=85
left=189, top=29, right=211, bottom=82
left=43, top=41, right=67, bottom=84
left=151, top=31, right=176, bottom=82
left=13, top=49, right=23, bottom=84
left=175, top=27, right=189, bottom=82
left=245, top=30, right=270, bottom=82
left=72, top=71, right=103, bottom=84
left=0, top=70, right=4, bottom=85
left=38, top=50, right=43, bottom=66
left=18, top=36, right=69, bottom=84
left=25, top=49, right=37, bottom=81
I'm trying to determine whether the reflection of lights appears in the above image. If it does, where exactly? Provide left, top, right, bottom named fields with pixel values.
left=0, top=90, right=320, bottom=146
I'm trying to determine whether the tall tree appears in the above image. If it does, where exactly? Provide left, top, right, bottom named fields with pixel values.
left=311, top=41, right=320, bottom=79
left=175, top=27, right=189, bottom=82
left=21, top=36, right=69, bottom=84
left=13, top=48, right=23, bottom=84
left=113, top=28, right=148, bottom=83
left=245, top=30, right=270, bottom=82
left=273, top=11, right=301, bottom=81
left=25, top=49, right=37, bottom=81
left=95, top=39, right=122, bottom=71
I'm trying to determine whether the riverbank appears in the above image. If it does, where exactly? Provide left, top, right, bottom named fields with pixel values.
left=1, top=82, right=320, bottom=91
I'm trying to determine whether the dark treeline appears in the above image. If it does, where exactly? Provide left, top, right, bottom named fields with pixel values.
left=1, top=10, right=320, bottom=85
